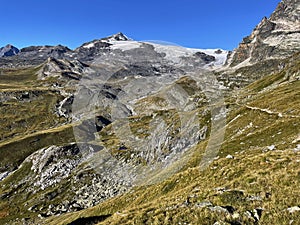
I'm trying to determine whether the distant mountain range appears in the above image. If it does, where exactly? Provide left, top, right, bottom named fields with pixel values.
left=0, top=32, right=228, bottom=70
left=1, top=1, right=299, bottom=71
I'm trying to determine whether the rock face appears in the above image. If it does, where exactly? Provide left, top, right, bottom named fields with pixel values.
left=0, top=44, right=19, bottom=57
left=38, top=57, right=90, bottom=80
left=227, top=0, right=300, bottom=67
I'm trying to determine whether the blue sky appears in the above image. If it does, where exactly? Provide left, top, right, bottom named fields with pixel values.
left=0, top=0, right=280, bottom=50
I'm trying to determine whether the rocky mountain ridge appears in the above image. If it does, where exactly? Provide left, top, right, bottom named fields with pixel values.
left=226, top=0, right=300, bottom=67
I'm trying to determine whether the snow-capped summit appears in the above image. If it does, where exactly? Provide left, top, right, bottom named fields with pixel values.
left=103, top=32, right=131, bottom=42
left=78, top=32, right=131, bottom=50
left=0, top=44, right=19, bottom=57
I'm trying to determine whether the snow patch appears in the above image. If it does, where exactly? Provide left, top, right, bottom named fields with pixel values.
left=146, top=42, right=228, bottom=67
left=145, top=43, right=191, bottom=63
left=110, top=41, right=142, bottom=51
left=199, top=49, right=228, bottom=66
left=83, top=43, right=95, bottom=49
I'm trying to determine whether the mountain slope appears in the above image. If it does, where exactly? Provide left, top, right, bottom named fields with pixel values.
left=0, top=36, right=228, bottom=224
left=46, top=52, right=300, bottom=225
left=226, top=0, right=300, bottom=68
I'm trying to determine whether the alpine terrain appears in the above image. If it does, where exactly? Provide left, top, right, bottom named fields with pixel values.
left=0, top=0, right=299, bottom=224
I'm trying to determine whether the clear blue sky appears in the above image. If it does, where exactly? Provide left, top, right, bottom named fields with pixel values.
left=0, top=0, right=280, bottom=50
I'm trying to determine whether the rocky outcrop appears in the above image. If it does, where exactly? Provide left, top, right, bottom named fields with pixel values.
left=270, top=0, right=300, bottom=23
left=227, top=0, right=300, bottom=67
left=193, top=52, right=216, bottom=63
left=38, top=57, right=90, bottom=80
left=18, top=144, right=132, bottom=216
left=25, top=144, right=81, bottom=190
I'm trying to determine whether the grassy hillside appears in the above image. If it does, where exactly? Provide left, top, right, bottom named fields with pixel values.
left=42, top=54, right=300, bottom=225
left=0, top=66, right=74, bottom=173
left=0, top=53, right=299, bottom=224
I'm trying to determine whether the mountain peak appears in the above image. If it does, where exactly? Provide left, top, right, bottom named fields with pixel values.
left=0, top=44, right=19, bottom=57
left=226, top=0, right=300, bottom=67
left=103, top=32, right=131, bottom=41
